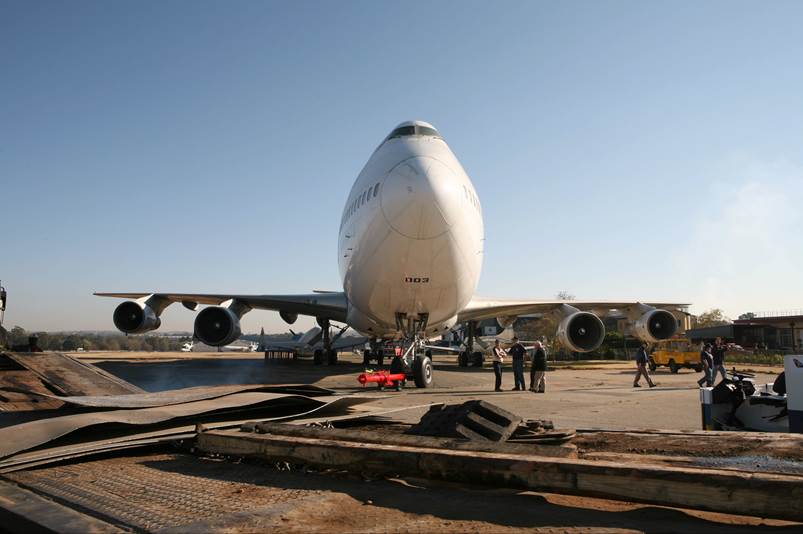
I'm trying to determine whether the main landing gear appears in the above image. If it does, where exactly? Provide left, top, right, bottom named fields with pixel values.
left=458, top=320, right=484, bottom=367
left=363, top=339, right=385, bottom=367
left=313, top=318, right=338, bottom=366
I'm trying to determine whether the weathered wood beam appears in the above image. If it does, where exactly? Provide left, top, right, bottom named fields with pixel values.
left=246, top=422, right=576, bottom=458
left=198, top=429, right=803, bottom=521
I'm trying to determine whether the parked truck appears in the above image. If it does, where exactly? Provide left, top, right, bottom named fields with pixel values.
left=649, top=337, right=702, bottom=373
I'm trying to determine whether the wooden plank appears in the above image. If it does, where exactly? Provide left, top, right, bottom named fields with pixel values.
left=197, top=429, right=803, bottom=521
left=2, top=352, right=143, bottom=396
left=0, top=479, right=126, bottom=533
left=251, top=422, right=576, bottom=458
left=578, top=427, right=803, bottom=439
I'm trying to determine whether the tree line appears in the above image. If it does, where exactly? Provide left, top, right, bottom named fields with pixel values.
left=2, top=326, right=189, bottom=352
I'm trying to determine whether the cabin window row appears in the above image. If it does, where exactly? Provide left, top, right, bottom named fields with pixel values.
left=342, top=182, right=381, bottom=226
left=463, top=184, right=481, bottom=212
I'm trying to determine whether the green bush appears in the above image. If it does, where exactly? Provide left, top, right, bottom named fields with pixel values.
left=724, top=352, right=785, bottom=366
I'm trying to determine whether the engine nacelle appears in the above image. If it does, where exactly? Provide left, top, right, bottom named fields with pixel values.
left=280, top=311, right=298, bottom=325
left=634, top=308, right=677, bottom=342
left=496, top=316, right=516, bottom=329
left=113, top=301, right=161, bottom=334
left=194, top=306, right=242, bottom=346
left=556, top=311, right=605, bottom=352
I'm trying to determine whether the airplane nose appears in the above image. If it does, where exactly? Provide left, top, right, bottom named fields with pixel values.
left=380, top=156, right=461, bottom=240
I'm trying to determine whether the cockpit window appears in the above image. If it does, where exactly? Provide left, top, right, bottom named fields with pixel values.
left=387, top=126, right=415, bottom=139
left=386, top=124, right=441, bottom=141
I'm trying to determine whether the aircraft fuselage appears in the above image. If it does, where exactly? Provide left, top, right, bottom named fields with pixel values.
left=337, top=121, right=484, bottom=338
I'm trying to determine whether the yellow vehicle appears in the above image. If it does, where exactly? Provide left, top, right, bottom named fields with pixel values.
left=649, top=338, right=702, bottom=373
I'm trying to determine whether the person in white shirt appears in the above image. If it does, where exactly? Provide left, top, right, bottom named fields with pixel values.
left=492, top=339, right=506, bottom=392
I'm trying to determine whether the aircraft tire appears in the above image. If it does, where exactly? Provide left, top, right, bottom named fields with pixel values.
left=377, top=356, right=384, bottom=367
left=669, top=359, right=679, bottom=374
left=458, top=352, right=468, bottom=367
left=327, top=349, right=338, bottom=365
left=413, top=355, right=433, bottom=388
left=363, top=350, right=371, bottom=366
left=313, top=349, right=324, bottom=365
left=470, top=351, right=484, bottom=367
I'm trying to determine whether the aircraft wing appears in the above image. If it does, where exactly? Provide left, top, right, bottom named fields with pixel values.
left=262, top=337, right=366, bottom=352
left=94, top=291, right=348, bottom=322
left=457, top=296, right=691, bottom=324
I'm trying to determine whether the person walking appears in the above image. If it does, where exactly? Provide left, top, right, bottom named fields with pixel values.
left=530, top=340, right=547, bottom=393
left=712, top=337, right=728, bottom=383
left=633, top=342, right=656, bottom=388
left=491, top=339, right=506, bottom=392
left=508, top=336, right=527, bottom=391
left=697, top=343, right=714, bottom=387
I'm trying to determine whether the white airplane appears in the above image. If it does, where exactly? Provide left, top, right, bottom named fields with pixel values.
left=97, top=120, right=688, bottom=387
left=261, top=327, right=369, bottom=361
left=181, top=340, right=258, bottom=352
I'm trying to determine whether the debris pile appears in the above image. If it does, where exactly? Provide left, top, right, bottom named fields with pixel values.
left=407, top=400, right=574, bottom=445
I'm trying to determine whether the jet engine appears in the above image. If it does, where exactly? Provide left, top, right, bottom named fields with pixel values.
left=634, top=308, right=677, bottom=342
left=113, top=301, right=161, bottom=334
left=194, top=306, right=242, bottom=346
left=496, top=316, right=516, bottom=329
left=280, top=311, right=298, bottom=325
left=556, top=311, right=605, bottom=352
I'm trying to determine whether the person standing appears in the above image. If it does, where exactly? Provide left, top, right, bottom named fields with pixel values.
left=711, top=337, right=728, bottom=383
left=508, top=336, right=527, bottom=391
left=633, top=342, right=656, bottom=388
left=697, top=343, right=714, bottom=387
left=491, top=339, right=506, bottom=392
left=530, top=340, right=547, bottom=393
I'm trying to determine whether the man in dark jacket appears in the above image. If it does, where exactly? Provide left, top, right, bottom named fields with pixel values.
left=530, top=341, right=547, bottom=393
left=633, top=342, right=656, bottom=388
left=697, top=343, right=714, bottom=387
left=508, top=336, right=527, bottom=391
left=711, top=337, right=728, bottom=384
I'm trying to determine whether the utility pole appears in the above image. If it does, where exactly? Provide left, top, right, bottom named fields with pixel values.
left=0, top=281, right=7, bottom=348
left=0, top=280, right=6, bottom=327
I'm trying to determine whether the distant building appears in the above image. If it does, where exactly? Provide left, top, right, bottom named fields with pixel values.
left=686, top=310, right=803, bottom=351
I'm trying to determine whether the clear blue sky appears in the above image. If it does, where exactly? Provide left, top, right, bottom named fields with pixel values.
left=2, top=1, right=802, bottom=333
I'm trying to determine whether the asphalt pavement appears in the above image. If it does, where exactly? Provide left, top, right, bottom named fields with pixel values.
left=87, top=352, right=784, bottom=431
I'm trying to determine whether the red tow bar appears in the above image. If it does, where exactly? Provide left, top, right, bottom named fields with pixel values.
left=358, top=370, right=406, bottom=389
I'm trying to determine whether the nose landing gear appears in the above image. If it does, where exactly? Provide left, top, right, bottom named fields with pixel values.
left=394, top=338, right=433, bottom=388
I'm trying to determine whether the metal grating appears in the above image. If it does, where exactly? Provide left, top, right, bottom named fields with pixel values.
left=8, top=453, right=321, bottom=531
